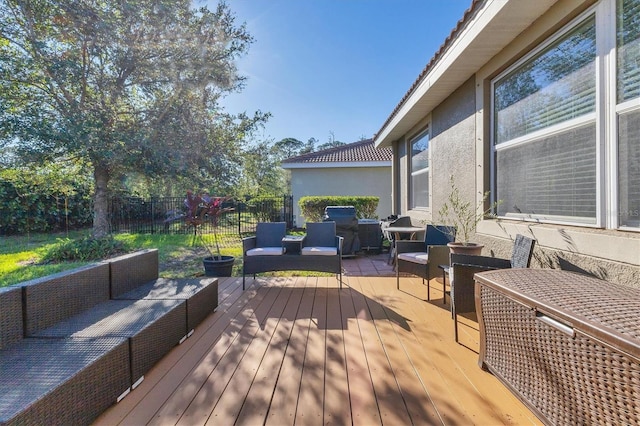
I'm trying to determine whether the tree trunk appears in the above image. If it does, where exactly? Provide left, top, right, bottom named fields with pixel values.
left=92, top=164, right=110, bottom=238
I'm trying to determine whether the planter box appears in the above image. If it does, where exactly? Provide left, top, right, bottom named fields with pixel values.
left=475, top=269, right=640, bottom=425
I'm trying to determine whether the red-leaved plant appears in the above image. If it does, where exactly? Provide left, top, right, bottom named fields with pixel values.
left=184, top=191, right=234, bottom=260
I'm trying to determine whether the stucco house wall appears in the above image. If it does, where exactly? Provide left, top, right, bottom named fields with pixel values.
left=289, top=166, right=392, bottom=226
left=282, top=139, right=393, bottom=227
left=377, top=0, right=640, bottom=287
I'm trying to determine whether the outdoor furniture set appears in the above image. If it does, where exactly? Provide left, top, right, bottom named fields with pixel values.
left=394, top=226, right=537, bottom=344
left=242, top=221, right=343, bottom=289
left=0, top=249, right=218, bottom=425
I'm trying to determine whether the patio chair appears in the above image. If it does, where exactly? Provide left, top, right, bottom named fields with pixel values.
left=242, top=222, right=286, bottom=288
left=449, top=234, right=536, bottom=343
left=302, top=221, right=343, bottom=287
left=395, top=224, right=456, bottom=300
left=381, top=215, right=412, bottom=264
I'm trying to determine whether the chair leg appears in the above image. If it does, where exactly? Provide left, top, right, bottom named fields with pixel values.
left=396, top=269, right=400, bottom=290
left=454, top=314, right=459, bottom=343
left=442, top=269, right=447, bottom=304
left=424, top=277, right=430, bottom=300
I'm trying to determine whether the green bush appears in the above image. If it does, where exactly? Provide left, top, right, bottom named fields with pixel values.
left=0, top=163, right=93, bottom=235
left=298, top=196, right=379, bottom=222
left=41, top=236, right=131, bottom=263
left=246, top=196, right=284, bottom=223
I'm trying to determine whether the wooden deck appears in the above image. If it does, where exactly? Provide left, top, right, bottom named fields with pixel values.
left=94, top=275, right=540, bottom=425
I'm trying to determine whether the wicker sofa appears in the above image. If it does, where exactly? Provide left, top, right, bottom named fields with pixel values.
left=242, top=222, right=343, bottom=290
left=0, top=249, right=218, bottom=425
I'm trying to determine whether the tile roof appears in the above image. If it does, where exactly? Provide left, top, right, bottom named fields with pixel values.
left=282, top=139, right=392, bottom=164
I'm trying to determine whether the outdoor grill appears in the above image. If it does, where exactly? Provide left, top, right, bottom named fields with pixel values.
left=323, top=206, right=360, bottom=256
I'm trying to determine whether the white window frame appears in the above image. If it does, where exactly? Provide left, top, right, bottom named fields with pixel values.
left=490, top=1, right=638, bottom=232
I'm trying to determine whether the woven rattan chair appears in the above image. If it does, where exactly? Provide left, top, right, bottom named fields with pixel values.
left=395, top=224, right=456, bottom=300
left=449, top=234, right=536, bottom=343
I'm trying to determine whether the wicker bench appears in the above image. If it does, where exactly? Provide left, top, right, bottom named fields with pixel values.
left=0, top=249, right=218, bottom=425
left=242, top=222, right=343, bottom=290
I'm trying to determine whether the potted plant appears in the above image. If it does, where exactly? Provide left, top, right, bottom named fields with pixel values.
left=184, top=190, right=236, bottom=276
left=438, top=176, right=500, bottom=255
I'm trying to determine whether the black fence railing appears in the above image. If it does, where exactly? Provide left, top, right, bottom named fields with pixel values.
left=108, top=195, right=294, bottom=235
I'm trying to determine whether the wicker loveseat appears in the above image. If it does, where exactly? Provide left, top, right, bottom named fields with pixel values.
left=0, top=249, right=218, bottom=425
left=242, top=222, right=344, bottom=289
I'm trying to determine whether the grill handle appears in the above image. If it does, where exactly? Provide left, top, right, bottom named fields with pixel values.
left=535, top=311, right=575, bottom=337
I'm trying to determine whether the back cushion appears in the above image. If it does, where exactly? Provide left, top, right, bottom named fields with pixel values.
left=0, top=286, right=23, bottom=349
left=256, top=222, right=286, bottom=247
left=109, top=249, right=159, bottom=298
left=305, top=222, right=336, bottom=247
left=425, top=225, right=455, bottom=249
left=23, top=263, right=110, bottom=336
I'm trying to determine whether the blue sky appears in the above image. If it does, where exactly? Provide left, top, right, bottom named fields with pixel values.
left=209, top=0, right=471, bottom=145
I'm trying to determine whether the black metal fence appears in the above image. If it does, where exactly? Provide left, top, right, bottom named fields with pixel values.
left=108, top=195, right=294, bottom=235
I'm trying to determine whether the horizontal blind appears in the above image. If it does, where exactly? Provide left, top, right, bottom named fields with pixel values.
left=617, top=0, right=640, bottom=102
left=496, top=122, right=597, bottom=223
left=495, top=17, right=596, bottom=144
left=618, top=108, right=640, bottom=226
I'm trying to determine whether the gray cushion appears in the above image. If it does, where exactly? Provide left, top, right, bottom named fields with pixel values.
left=304, top=222, right=336, bottom=247
left=255, top=222, right=286, bottom=248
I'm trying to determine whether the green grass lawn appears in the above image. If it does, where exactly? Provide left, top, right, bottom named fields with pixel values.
left=1, top=230, right=326, bottom=288
left=0, top=231, right=243, bottom=288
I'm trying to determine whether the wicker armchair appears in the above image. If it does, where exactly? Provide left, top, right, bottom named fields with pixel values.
left=450, top=234, right=536, bottom=343
left=395, top=224, right=456, bottom=299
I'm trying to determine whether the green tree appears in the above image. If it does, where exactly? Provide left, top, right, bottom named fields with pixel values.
left=0, top=0, right=267, bottom=237
left=239, top=139, right=286, bottom=196
left=272, top=137, right=305, bottom=160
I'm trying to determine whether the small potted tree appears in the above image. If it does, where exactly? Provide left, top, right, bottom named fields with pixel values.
left=438, top=176, right=499, bottom=255
left=184, top=191, right=236, bottom=276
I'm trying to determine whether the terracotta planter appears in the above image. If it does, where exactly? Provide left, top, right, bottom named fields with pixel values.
left=447, top=242, right=484, bottom=256
left=203, top=255, right=235, bottom=277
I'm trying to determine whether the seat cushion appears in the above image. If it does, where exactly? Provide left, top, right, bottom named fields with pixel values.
left=397, top=252, right=429, bottom=265
left=246, top=247, right=283, bottom=256
left=301, top=246, right=337, bottom=256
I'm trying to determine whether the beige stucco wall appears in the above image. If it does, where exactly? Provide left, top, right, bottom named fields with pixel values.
left=289, top=166, right=392, bottom=226
left=389, top=0, right=640, bottom=287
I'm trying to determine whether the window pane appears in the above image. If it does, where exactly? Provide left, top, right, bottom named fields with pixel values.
left=496, top=122, right=597, bottom=223
left=411, top=132, right=429, bottom=208
left=412, top=171, right=429, bottom=209
left=617, top=0, right=640, bottom=102
left=494, top=18, right=596, bottom=143
left=411, top=133, right=429, bottom=173
left=618, top=109, right=640, bottom=227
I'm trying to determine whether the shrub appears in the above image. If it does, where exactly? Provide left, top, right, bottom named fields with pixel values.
left=246, top=196, right=283, bottom=223
left=298, top=196, right=379, bottom=222
left=41, top=236, right=131, bottom=263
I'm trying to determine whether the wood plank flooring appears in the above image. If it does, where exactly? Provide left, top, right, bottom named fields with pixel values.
left=94, top=275, right=541, bottom=425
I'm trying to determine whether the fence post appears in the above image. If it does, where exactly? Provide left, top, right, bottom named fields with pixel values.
left=237, top=199, right=241, bottom=235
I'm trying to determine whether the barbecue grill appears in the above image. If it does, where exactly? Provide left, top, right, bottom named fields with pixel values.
left=323, top=206, right=360, bottom=256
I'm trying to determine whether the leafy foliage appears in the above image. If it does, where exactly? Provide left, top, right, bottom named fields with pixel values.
left=41, top=236, right=131, bottom=262
left=298, top=196, right=379, bottom=222
left=437, top=176, right=500, bottom=244
left=0, top=0, right=268, bottom=237
left=184, top=191, right=234, bottom=259
left=0, top=161, right=93, bottom=235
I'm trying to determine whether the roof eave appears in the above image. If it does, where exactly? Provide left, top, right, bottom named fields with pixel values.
left=281, top=161, right=392, bottom=169
left=374, top=0, right=558, bottom=148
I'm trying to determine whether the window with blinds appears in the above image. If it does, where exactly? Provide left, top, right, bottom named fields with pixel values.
left=492, top=0, right=640, bottom=230
left=410, top=131, right=429, bottom=209
left=493, top=16, right=597, bottom=224
left=617, top=0, right=640, bottom=228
